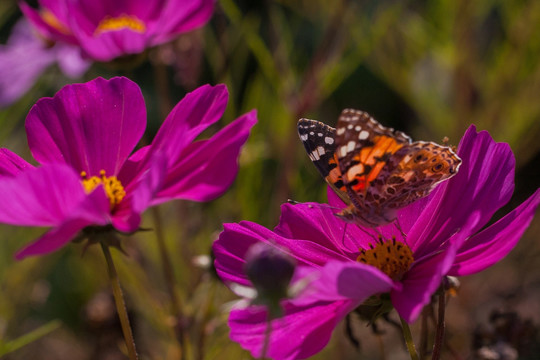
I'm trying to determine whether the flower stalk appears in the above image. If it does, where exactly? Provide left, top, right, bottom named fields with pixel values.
left=260, top=318, right=272, bottom=359
left=431, top=294, right=446, bottom=360
left=100, top=242, right=139, bottom=360
left=400, top=316, right=419, bottom=360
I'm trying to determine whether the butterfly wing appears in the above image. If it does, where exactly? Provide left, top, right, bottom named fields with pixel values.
left=334, top=109, right=412, bottom=198
left=299, top=110, right=462, bottom=228
left=297, top=118, right=349, bottom=203
left=374, top=141, right=462, bottom=209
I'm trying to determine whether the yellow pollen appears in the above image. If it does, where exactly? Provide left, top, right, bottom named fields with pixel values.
left=357, top=237, right=414, bottom=281
left=81, top=170, right=126, bottom=209
left=40, top=9, right=71, bottom=35
left=94, top=14, right=146, bottom=36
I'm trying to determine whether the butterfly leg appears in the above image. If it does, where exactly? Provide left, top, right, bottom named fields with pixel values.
left=354, top=224, right=380, bottom=243
left=340, top=223, right=349, bottom=248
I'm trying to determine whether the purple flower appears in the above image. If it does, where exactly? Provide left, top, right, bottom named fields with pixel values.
left=0, top=18, right=90, bottom=107
left=213, top=126, right=540, bottom=360
left=20, top=0, right=214, bottom=61
left=0, top=77, right=256, bottom=259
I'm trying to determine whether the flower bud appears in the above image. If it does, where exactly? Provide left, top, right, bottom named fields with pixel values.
left=244, top=243, right=295, bottom=313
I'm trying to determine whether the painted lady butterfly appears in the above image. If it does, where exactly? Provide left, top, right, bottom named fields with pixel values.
left=298, top=109, right=462, bottom=228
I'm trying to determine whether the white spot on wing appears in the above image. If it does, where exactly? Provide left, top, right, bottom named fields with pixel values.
left=337, top=128, right=345, bottom=135
left=325, top=137, right=334, bottom=145
left=316, top=146, right=325, bottom=156
left=358, top=130, right=369, bottom=140
left=339, top=146, right=347, bottom=157
left=300, top=134, right=308, bottom=141
left=347, top=141, right=355, bottom=153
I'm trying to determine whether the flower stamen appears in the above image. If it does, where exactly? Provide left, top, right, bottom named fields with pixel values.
left=81, top=170, right=126, bottom=208
left=94, top=14, right=146, bottom=36
left=357, top=236, right=414, bottom=281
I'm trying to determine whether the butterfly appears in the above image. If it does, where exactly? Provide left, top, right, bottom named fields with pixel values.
left=297, top=108, right=462, bottom=228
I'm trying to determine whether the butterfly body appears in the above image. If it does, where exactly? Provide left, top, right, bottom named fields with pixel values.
left=298, top=109, right=461, bottom=228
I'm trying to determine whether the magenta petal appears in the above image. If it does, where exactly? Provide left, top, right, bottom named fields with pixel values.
left=153, top=110, right=256, bottom=203
left=38, top=0, right=70, bottom=23
left=229, top=299, right=357, bottom=360
left=26, top=77, right=146, bottom=175
left=129, top=151, right=168, bottom=213
left=450, top=189, right=540, bottom=276
left=392, top=211, right=480, bottom=323
left=213, top=222, right=351, bottom=287
left=148, top=84, right=228, bottom=162
left=72, top=29, right=148, bottom=62
left=150, top=0, right=214, bottom=43
left=111, top=151, right=168, bottom=232
left=409, top=126, right=514, bottom=256
left=276, top=200, right=365, bottom=257
left=0, top=149, right=33, bottom=177
left=0, top=163, right=91, bottom=226
left=55, top=43, right=91, bottom=78
left=19, top=2, right=76, bottom=44
left=118, top=145, right=151, bottom=185
left=15, top=185, right=110, bottom=259
left=391, top=249, right=455, bottom=323
left=111, top=209, right=141, bottom=234
left=298, top=261, right=394, bottom=304
left=61, top=0, right=160, bottom=61
left=15, top=218, right=90, bottom=259
left=0, top=19, right=56, bottom=107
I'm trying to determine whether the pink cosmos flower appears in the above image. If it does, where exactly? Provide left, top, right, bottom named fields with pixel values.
left=0, top=76, right=256, bottom=259
left=213, top=126, right=540, bottom=360
left=0, top=18, right=90, bottom=107
left=20, top=0, right=213, bottom=62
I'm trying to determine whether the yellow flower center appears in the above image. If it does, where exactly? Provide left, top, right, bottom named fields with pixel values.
left=94, top=14, right=146, bottom=36
left=81, top=170, right=126, bottom=209
left=40, top=9, right=71, bottom=35
left=357, top=237, right=414, bottom=281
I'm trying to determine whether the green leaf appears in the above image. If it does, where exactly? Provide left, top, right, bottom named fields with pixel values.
left=0, top=320, right=61, bottom=356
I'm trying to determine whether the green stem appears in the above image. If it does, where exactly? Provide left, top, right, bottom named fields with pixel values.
left=100, top=242, right=139, bottom=360
left=400, top=316, right=419, bottom=360
left=260, top=315, right=272, bottom=359
left=431, top=294, right=446, bottom=360
left=151, top=206, right=186, bottom=359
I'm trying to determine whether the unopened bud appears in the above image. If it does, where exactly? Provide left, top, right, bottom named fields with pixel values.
left=244, top=243, right=295, bottom=314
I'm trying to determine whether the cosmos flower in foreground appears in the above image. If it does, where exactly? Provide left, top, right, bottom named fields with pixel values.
left=0, top=19, right=89, bottom=107
left=0, top=76, right=256, bottom=259
left=20, top=0, right=214, bottom=62
left=213, top=126, right=540, bottom=360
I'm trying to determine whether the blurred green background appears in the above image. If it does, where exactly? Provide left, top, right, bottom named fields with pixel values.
left=0, top=0, right=539, bottom=359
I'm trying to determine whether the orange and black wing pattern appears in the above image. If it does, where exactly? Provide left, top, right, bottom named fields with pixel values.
left=334, top=109, right=412, bottom=197
left=297, top=118, right=348, bottom=201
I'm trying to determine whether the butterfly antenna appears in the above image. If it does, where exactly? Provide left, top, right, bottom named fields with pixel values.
left=287, top=199, right=342, bottom=211
left=394, top=219, right=407, bottom=241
